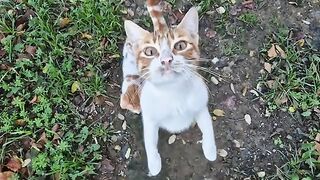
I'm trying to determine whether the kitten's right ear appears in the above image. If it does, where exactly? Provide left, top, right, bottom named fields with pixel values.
left=124, top=20, right=149, bottom=42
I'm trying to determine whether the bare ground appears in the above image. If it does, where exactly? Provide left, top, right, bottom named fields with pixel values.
left=94, top=0, right=320, bottom=179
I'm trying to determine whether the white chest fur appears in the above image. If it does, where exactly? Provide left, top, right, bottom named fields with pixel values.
left=140, top=75, right=208, bottom=132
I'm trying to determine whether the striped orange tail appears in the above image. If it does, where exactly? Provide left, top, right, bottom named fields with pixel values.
left=146, top=0, right=168, bottom=33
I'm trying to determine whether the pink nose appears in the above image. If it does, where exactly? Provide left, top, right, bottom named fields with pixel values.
left=161, top=56, right=173, bottom=65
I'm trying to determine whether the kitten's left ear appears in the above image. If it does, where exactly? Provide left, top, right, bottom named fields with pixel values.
left=177, top=7, right=199, bottom=34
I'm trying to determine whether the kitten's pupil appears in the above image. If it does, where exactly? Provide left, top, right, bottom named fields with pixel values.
left=174, top=41, right=187, bottom=51
left=144, top=47, right=157, bottom=56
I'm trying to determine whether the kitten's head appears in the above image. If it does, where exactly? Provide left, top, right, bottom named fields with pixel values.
left=124, top=1, right=199, bottom=85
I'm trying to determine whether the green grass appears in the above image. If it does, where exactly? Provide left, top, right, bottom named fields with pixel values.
left=260, top=27, right=320, bottom=114
left=238, top=11, right=259, bottom=27
left=0, top=0, right=123, bottom=179
left=260, top=26, right=320, bottom=179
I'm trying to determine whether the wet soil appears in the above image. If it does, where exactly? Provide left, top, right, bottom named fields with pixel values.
left=96, top=0, right=320, bottom=179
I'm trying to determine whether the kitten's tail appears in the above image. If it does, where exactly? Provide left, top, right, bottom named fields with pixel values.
left=146, top=0, right=168, bottom=33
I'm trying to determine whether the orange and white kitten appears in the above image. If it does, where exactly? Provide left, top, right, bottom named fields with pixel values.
left=123, top=0, right=217, bottom=176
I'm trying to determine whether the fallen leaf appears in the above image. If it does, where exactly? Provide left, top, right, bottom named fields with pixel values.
left=71, top=81, right=80, bottom=93
left=242, top=85, right=248, bottom=96
left=230, top=83, right=235, bottom=94
left=114, top=145, right=121, bottom=151
left=244, top=114, right=252, bottom=125
left=6, top=156, right=22, bottom=172
left=29, top=95, right=37, bottom=104
left=205, top=28, right=217, bottom=38
left=302, top=20, right=310, bottom=25
left=25, top=45, right=36, bottom=56
left=249, top=50, right=255, bottom=57
left=81, top=33, right=93, bottom=40
left=22, top=158, right=31, bottom=167
left=249, top=89, right=259, bottom=96
left=213, top=109, right=225, bottom=117
left=233, top=140, right=241, bottom=148
left=168, top=135, right=176, bottom=144
left=296, top=39, right=304, bottom=47
left=37, top=132, right=48, bottom=148
left=117, top=113, right=125, bottom=120
left=51, top=124, right=60, bottom=132
left=275, top=96, right=288, bottom=105
left=288, top=107, right=295, bottom=113
left=211, top=76, right=219, bottom=85
left=218, top=149, right=228, bottom=157
left=0, top=171, right=14, bottom=180
left=16, top=23, right=25, bottom=31
left=257, top=171, right=266, bottom=178
left=211, top=57, right=220, bottom=64
left=181, top=139, right=186, bottom=145
left=266, top=80, right=275, bottom=89
left=264, top=62, right=272, bottom=73
left=125, top=148, right=131, bottom=159
left=267, top=44, right=287, bottom=60
left=59, top=17, right=71, bottom=28
left=122, top=121, right=127, bottom=130
left=0, top=49, right=6, bottom=58
left=15, top=119, right=26, bottom=126
left=242, top=0, right=255, bottom=9
left=216, top=6, right=226, bottom=14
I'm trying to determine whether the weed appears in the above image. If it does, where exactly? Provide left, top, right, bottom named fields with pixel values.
left=238, top=12, right=259, bottom=27
left=260, top=26, right=320, bottom=179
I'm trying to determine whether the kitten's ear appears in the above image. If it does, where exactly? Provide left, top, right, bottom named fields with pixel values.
left=177, top=7, right=199, bottom=34
left=124, top=20, right=149, bottom=42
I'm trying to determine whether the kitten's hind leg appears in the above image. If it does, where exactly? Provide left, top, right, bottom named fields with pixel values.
left=143, top=120, right=161, bottom=176
left=196, top=108, right=217, bottom=161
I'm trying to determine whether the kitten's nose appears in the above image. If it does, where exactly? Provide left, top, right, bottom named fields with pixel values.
left=161, top=56, right=173, bottom=66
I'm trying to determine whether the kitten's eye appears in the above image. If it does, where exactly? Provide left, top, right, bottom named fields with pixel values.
left=144, top=47, right=157, bottom=56
left=174, top=41, right=187, bottom=51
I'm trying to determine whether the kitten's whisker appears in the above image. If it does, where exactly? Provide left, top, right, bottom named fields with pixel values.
left=182, top=67, right=213, bottom=97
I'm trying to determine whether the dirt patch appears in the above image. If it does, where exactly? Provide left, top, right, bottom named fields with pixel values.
left=96, top=0, right=320, bottom=179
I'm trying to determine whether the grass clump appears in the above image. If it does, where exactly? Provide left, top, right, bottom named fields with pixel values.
left=0, top=0, right=123, bottom=179
left=260, top=27, right=320, bottom=179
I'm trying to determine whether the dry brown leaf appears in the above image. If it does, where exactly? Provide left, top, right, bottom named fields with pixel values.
left=59, top=17, right=71, bottom=28
left=213, top=109, right=225, bottom=117
left=264, top=62, right=272, bottom=73
left=267, top=44, right=287, bottom=60
left=275, top=96, right=288, bottom=105
left=37, top=132, right=48, bottom=148
left=25, top=45, right=36, bottom=56
left=266, top=80, right=275, bottom=89
left=16, top=23, right=25, bottom=31
left=81, top=33, right=93, bottom=40
left=0, top=171, right=14, bottom=180
left=30, top=95, right=37, bottom=104
left=6, top=156, right=22, bottom=172
left=315, top=133, right=320, bottom=153
left=15, top=119, right=26, bottom=126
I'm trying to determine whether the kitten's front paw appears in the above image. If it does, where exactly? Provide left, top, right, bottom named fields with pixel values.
left=202, top=141, right=217, bottom=161
left=147, top=152, right=161, bottom=176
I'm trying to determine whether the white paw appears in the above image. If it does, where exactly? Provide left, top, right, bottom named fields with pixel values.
left=147, top=152, right=161, bottom=176
left=202, top=141, right=217, bottom=161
